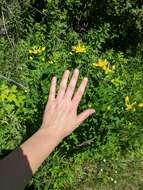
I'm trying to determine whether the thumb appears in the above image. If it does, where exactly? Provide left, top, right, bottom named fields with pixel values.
left=76, top=109, right=95, bottom=127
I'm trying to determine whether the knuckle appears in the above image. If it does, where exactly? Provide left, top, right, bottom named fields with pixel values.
left=61, top=84, right=65, bottom=91
left=69, top=83, right=74, bottom=89
left=56, top=99, right=61, bottom=106
left=48, top=103, right=56, bottom=111
left=50, top=90, right=54, bottom=95
left=57, top=99, right=65, bottom=108
left=73, top=75, right=77, bottom=79
left=69, top=107, right=74, bottom=113
left=78, top=89, right=83, bottom=96
left=64, top=97, right=70, bottom=105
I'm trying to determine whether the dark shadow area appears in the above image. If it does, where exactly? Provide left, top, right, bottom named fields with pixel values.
left=24, top=184, right=36, bottom=190
left=0, top=148, right=33, bottom=190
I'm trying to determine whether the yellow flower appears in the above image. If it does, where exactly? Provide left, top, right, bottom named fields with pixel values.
left=126, top=104, right=136, bottom=112
left=112, top=65, right=116, bottom=70
left=41, top=57, right=45, bottom=61
left=107, top=105, right=111, bottom=111
left=104, top=66, right=112, bottom=74
left=95, top=59, right=109, bottom=68
left=41, top=47, right=46, bottom=51
left=111, top=79, right=123, bottom=86
left=29, top=56, right=33, bottom=60
left=48, top=60, right=54, bottom=64
left=125, top=96, right=136, bottom=112
left=29, top=49, right=33, bottom=54
left=33, top=49, right=39, bottom=54
left=126, top=104, right=132, bottom=110
left=88, top=103, right=92, bottom=108
left=138, top=103, right=143, bottom=108
left=93, top=59, right=113, bottom=74
left=72, top=42, right=86, bottom=53
left=125, top=96, right=129, bottom=105
left=28, top=46, right=46, bottom=55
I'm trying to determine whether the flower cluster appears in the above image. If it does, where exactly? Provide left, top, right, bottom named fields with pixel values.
left=111, top=79, right=123, bottom=86
left=48, top=60, right=55, bottom=64
left=138, top=103, right=143, bottom=108
left=125, top=96, right=136, bottom=111
left=125, top=96, right=143, bottom=111
left=29, top=46, right=46, bottom=55
left=92, top=59, right=115, bottom=74
left=72, top=42, right=86, bottom=53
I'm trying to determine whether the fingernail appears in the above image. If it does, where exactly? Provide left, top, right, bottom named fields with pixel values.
left=53, top=76, right=56, bottom=81
left=74, top=68, right=79, bottom=73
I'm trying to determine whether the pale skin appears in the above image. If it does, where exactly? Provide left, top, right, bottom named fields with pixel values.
left=0, top=68, right=95, bottom=190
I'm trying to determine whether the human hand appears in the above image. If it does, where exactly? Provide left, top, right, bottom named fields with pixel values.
left=0, top=69, right=95, bottom=189
left=40, top=69, right=95, bottom=142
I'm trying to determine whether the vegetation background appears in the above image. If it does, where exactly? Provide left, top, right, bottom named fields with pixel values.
left=0, top=0, right=143, bottom=189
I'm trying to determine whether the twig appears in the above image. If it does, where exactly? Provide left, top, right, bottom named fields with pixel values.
left=1, top=8, right=15, bottom=48
left=76, top=137, right=96, bottom=147
left=29, top=4, right=47, bottom=16
left=0, top=74, right=27, bottom=89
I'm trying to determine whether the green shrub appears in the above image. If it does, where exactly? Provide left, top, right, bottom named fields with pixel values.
left=0, top=1, right=143, bottom=189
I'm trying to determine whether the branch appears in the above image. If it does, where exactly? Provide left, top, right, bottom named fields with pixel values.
left=1, top=8, right=15, bottom=48
left=76, top=137, right=96, bottom=147
left=29, top=4, right=47, bottom=16
left=0, top=74, right=27, bottom=89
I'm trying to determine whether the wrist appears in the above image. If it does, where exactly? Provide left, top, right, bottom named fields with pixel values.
left=20, top=127, right=61, bottom=174
left=37, top=127, right=62, bottom=146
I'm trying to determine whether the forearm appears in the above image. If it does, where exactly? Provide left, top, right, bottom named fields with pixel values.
left=20, top=128, right=60, bottom=174
left=0, top=128, right=60, bottom=190
left=0, top=68, right=95, bottom=190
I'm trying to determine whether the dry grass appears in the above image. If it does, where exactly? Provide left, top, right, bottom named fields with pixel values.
left=72, top=156, right=143, bottom=190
